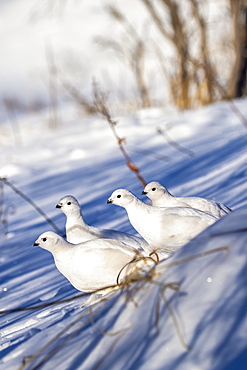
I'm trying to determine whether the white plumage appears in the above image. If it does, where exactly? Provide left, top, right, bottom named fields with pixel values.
left=56, top=195, right=149, bottom=254
left=107, top=189, right=218, bottom=252
left=34, top=231, right=147, bottom=293
left=142, top=181, right=232, bottom=217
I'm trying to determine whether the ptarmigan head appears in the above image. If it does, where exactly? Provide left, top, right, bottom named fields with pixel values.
left=107, top=189, right=135, bottom=208
left=34, top=231, right=62, bottom=252
left=142, top=181, right=170, bottom=201
left=56, top=195, right=81, bottom=216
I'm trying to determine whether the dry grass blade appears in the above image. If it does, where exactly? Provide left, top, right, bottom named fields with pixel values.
left=206, top=227, right=247, bottom=237
left=164, top=246, right=229, bottom=269
left=89, top=304, right=131, bottom=337
left=91, top=331, right=127, bottom=370
left=19, top=310, right=91, bottom=370
left=0, top=281, right=128, bottom=315
left=0, top=292, right=91, bottom=314
left=116, top=255, right=158, bottom=286
left=160, top=284, right=190, bottom=351
left=19, top=291, right=124, bottom=370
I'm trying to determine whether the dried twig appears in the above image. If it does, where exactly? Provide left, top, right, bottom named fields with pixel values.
left=0, top=178, right=63, bottom=235
left=157, top=127, right=195, bottom=157
left=92, top=80, right=147, bottom=187
left=19, top=307, right=94, bottom=370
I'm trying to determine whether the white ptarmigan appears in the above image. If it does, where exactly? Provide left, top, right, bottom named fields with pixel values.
left=34, top=231, right=149, bottom=294
left=107, top=189, right=218, bottom=252
left=142, top=181, right=232, bottom=217
left=56, top=195, right=149, bottom=254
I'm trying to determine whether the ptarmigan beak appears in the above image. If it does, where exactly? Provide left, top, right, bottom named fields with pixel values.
left=142, top=191, right=147, bottom=195
left=107, top=198, right=112, bottom=204
left=56, top=204, right=62, bottom=209
left=33, top=241, right=39, bottom=246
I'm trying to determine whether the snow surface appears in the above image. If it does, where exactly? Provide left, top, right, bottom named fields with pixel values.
left=1, top=1, right=247, bottom=369
left=0, top=97, right=247, bottom=370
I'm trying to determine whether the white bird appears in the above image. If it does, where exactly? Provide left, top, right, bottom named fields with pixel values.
left=107, top=189, right=218, bottom=252
left=34, top=231, right=149, bottom=295
left=56, top=195, right=149, bottom=254
left=142, top=181, right=232, bottom=217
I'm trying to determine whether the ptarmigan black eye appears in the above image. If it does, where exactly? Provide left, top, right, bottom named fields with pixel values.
left=152, top=188, right=156, bottom=191
left=117, top=195, right=121, bottom=198
left=42, top=238, right=47, bottom=242
left=67, top=202, right=71, bottom=205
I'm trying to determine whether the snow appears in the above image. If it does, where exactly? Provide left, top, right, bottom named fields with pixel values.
left=0, top=97, right=247, bottom=369
left=0, top=1, right=247, bottom=369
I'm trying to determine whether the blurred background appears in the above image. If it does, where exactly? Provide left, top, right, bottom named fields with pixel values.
left=0, top=0, right=246, bottom=120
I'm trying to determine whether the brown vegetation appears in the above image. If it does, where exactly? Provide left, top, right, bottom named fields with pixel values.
left=96, top=0, right=247, bottom=109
